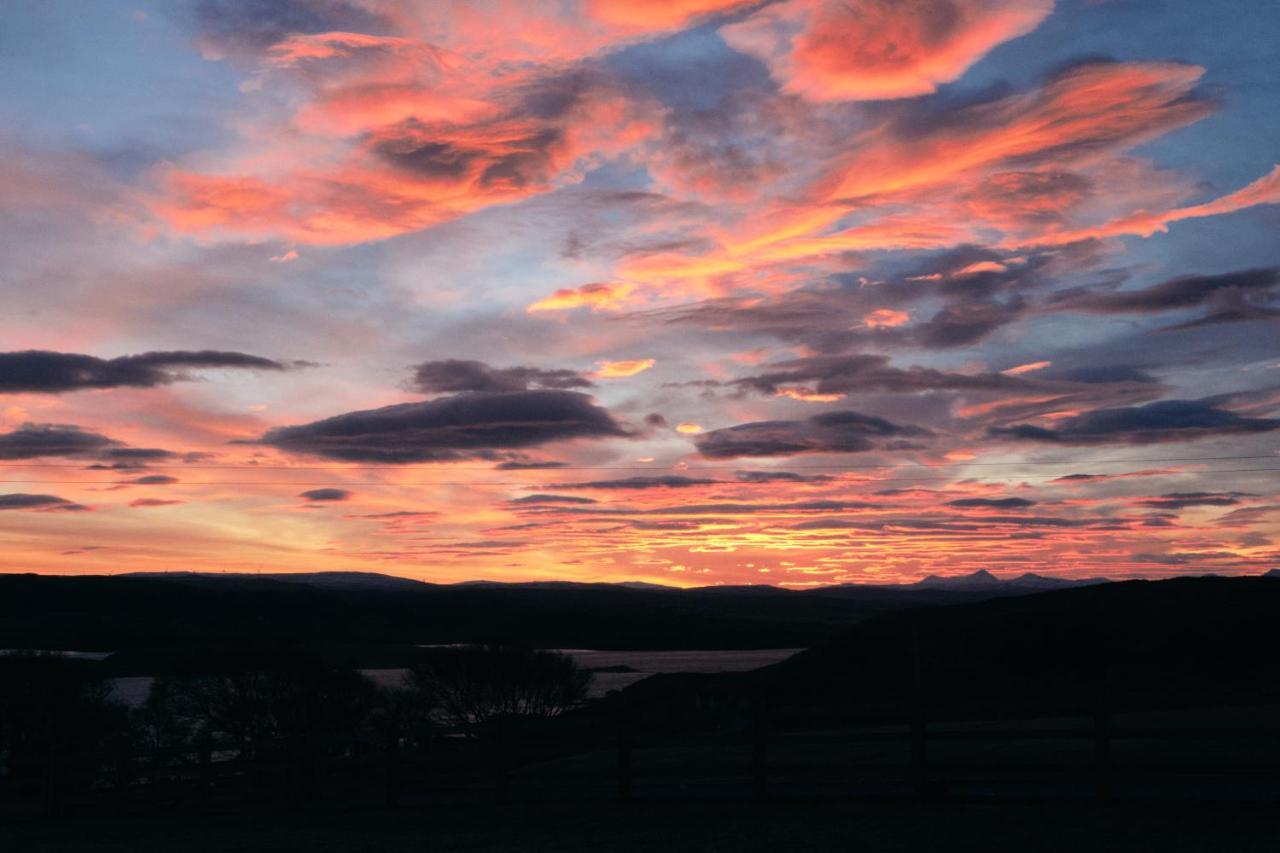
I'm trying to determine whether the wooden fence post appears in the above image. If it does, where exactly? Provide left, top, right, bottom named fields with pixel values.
left=198, top=735, right=213, bottom=803
left=616, top=714, right=633, bottom=801
left=384, top=724, right=402, bottom=808
left=114, top=741, right=132, bottom=815
left=752, top=696, right=770, bottom=801
left=287, top=733, right=302, bottom=812
left=42, top=740, right=58, bottom=818
left=494, top=716, right=512, bottom=805
left=910, top=695, right=928, bottom=799
left=1094, top=702, right=1113, bottom=802
left=240, top=739, right=256, bottom=805
left=908, top=621, right=940, bottom=800
left=148, top=741, right=163, bottom=809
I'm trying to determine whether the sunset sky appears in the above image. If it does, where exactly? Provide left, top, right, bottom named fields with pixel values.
left=2, top=0, right=1278, bottom=585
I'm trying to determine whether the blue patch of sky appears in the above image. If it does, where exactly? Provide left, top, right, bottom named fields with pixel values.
left=578, top=160, right=653, bottom=192
left=604, top=24, right=774, bottom=113
left=1106, top=213, right=1280, bottom=288
left=954, top=0, right=1280, bottom=191
left=0, top=1, right=243, bottom=175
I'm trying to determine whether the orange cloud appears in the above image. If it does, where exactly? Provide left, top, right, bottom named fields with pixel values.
left=776, top=387, right=846, bottom=402
left=954, top=394, right=1065, bottom=419
left=266, top=32, right=443, bottom=67
left=960, top=169, right=1094, bottom=229
left=611, top=61, right=1221, bottom=293
left=1002, top=360, right=1052, bottom=376
left=953, top=260, right=1008, bottom=276
left=586, top=0, right=751, bottom=28
left=154, top=84, right=656, bottom=245
left=863, top=308, right=910, bottom=328
left=722, top=0, right=1053, bottom=101
left=528, top=282, right=637, bottom=313
left=295, top=87, right=499, bottom=137
left=820, top=62, right=1209, bottom=204
left=675, top=422, right=704, bottom=434
left=594, top=358, right=656, bottom=378
left=151, top=13, right=663, bottom=247
left=1019, top=164, right=1280, bottom=247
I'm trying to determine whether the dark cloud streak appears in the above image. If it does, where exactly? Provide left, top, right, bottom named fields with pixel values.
left=262, top=390, right=626, bottom=462
left=0, top=350, right=296, bottom=393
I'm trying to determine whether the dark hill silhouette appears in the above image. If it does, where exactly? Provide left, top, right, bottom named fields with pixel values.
left=0, top=572, right=1010, bottom=659
left=612, top=576, right=1280, bottom=720
left=122, top=570, right=433, bottom=593
left=6, top=572, right=1272, bottom=684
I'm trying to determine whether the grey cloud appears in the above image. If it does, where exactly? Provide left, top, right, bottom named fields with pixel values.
left=552, top=475, right=720, bottom=490
left=1049, top=268, right=1278, bottom=315
left=263, top=390, right=626, bottom=462
left=1137, top=492, right=1254, bottom=510
left=524, top=499, right=881, bottom=517
left=0, top=350, right=295, bottom=393
left=695, top=410, right=930, bottom=458
left=946, top=497, right=1037, bottom=509
left=494, top=460, right=568, bottom=470
left=917, top=299, right=1026, bottom=348
left=410, top=359, right=592, bottom=394
left=0, top=493, right=81, bottom=511
left=510, top=494, right=599, bottom=505
left=735, top=470, right=834, bottom=483
left=0, top=424, right=119, bottom=459
left=725, top=353, right=1025, bottom=398
left=299, top=488, right=352, bottom=502
left=991, top=398, right=1280, bottom=445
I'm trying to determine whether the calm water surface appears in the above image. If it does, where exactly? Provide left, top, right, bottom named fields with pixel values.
left=105, top=648, right=802, bottom=706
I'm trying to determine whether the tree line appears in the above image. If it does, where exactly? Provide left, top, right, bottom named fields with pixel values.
left=0, top=645, right=592, bottom=784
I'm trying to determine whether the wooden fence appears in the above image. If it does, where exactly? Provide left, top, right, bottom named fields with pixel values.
left=5, top=704, right=1280, bottom=820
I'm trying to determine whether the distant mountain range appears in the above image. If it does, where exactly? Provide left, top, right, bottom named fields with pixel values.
left=117, top=568, right=1113, bottom=594
left=897, top=568, right=1110, bottom=591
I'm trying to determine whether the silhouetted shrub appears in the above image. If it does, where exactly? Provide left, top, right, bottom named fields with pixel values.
left=409, top=645, right=591, bottom=729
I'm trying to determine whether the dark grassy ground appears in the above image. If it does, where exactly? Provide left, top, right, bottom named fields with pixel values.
left=4, top=799, right=1278, bottom=853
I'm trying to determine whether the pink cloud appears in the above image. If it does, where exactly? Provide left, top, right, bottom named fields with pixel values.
left=722, top=0, right=1053, bottom=101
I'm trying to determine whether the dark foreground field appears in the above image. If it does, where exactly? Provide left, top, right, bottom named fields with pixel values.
left=5, top=799, right=1278, bottom=853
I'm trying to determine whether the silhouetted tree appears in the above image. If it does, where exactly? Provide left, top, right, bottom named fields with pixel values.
left=0, top=652, right=121, bottom=778
left=136, top=650, right=379, bottom=748
left=409, top=645, right=591, bottom=729
left=369, top=684, right=436, bottom=750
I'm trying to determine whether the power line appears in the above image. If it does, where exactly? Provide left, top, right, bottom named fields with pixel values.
left=0, top=452, right=1275, bottom=472
left=3, top=466, right=1280, bottom=487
